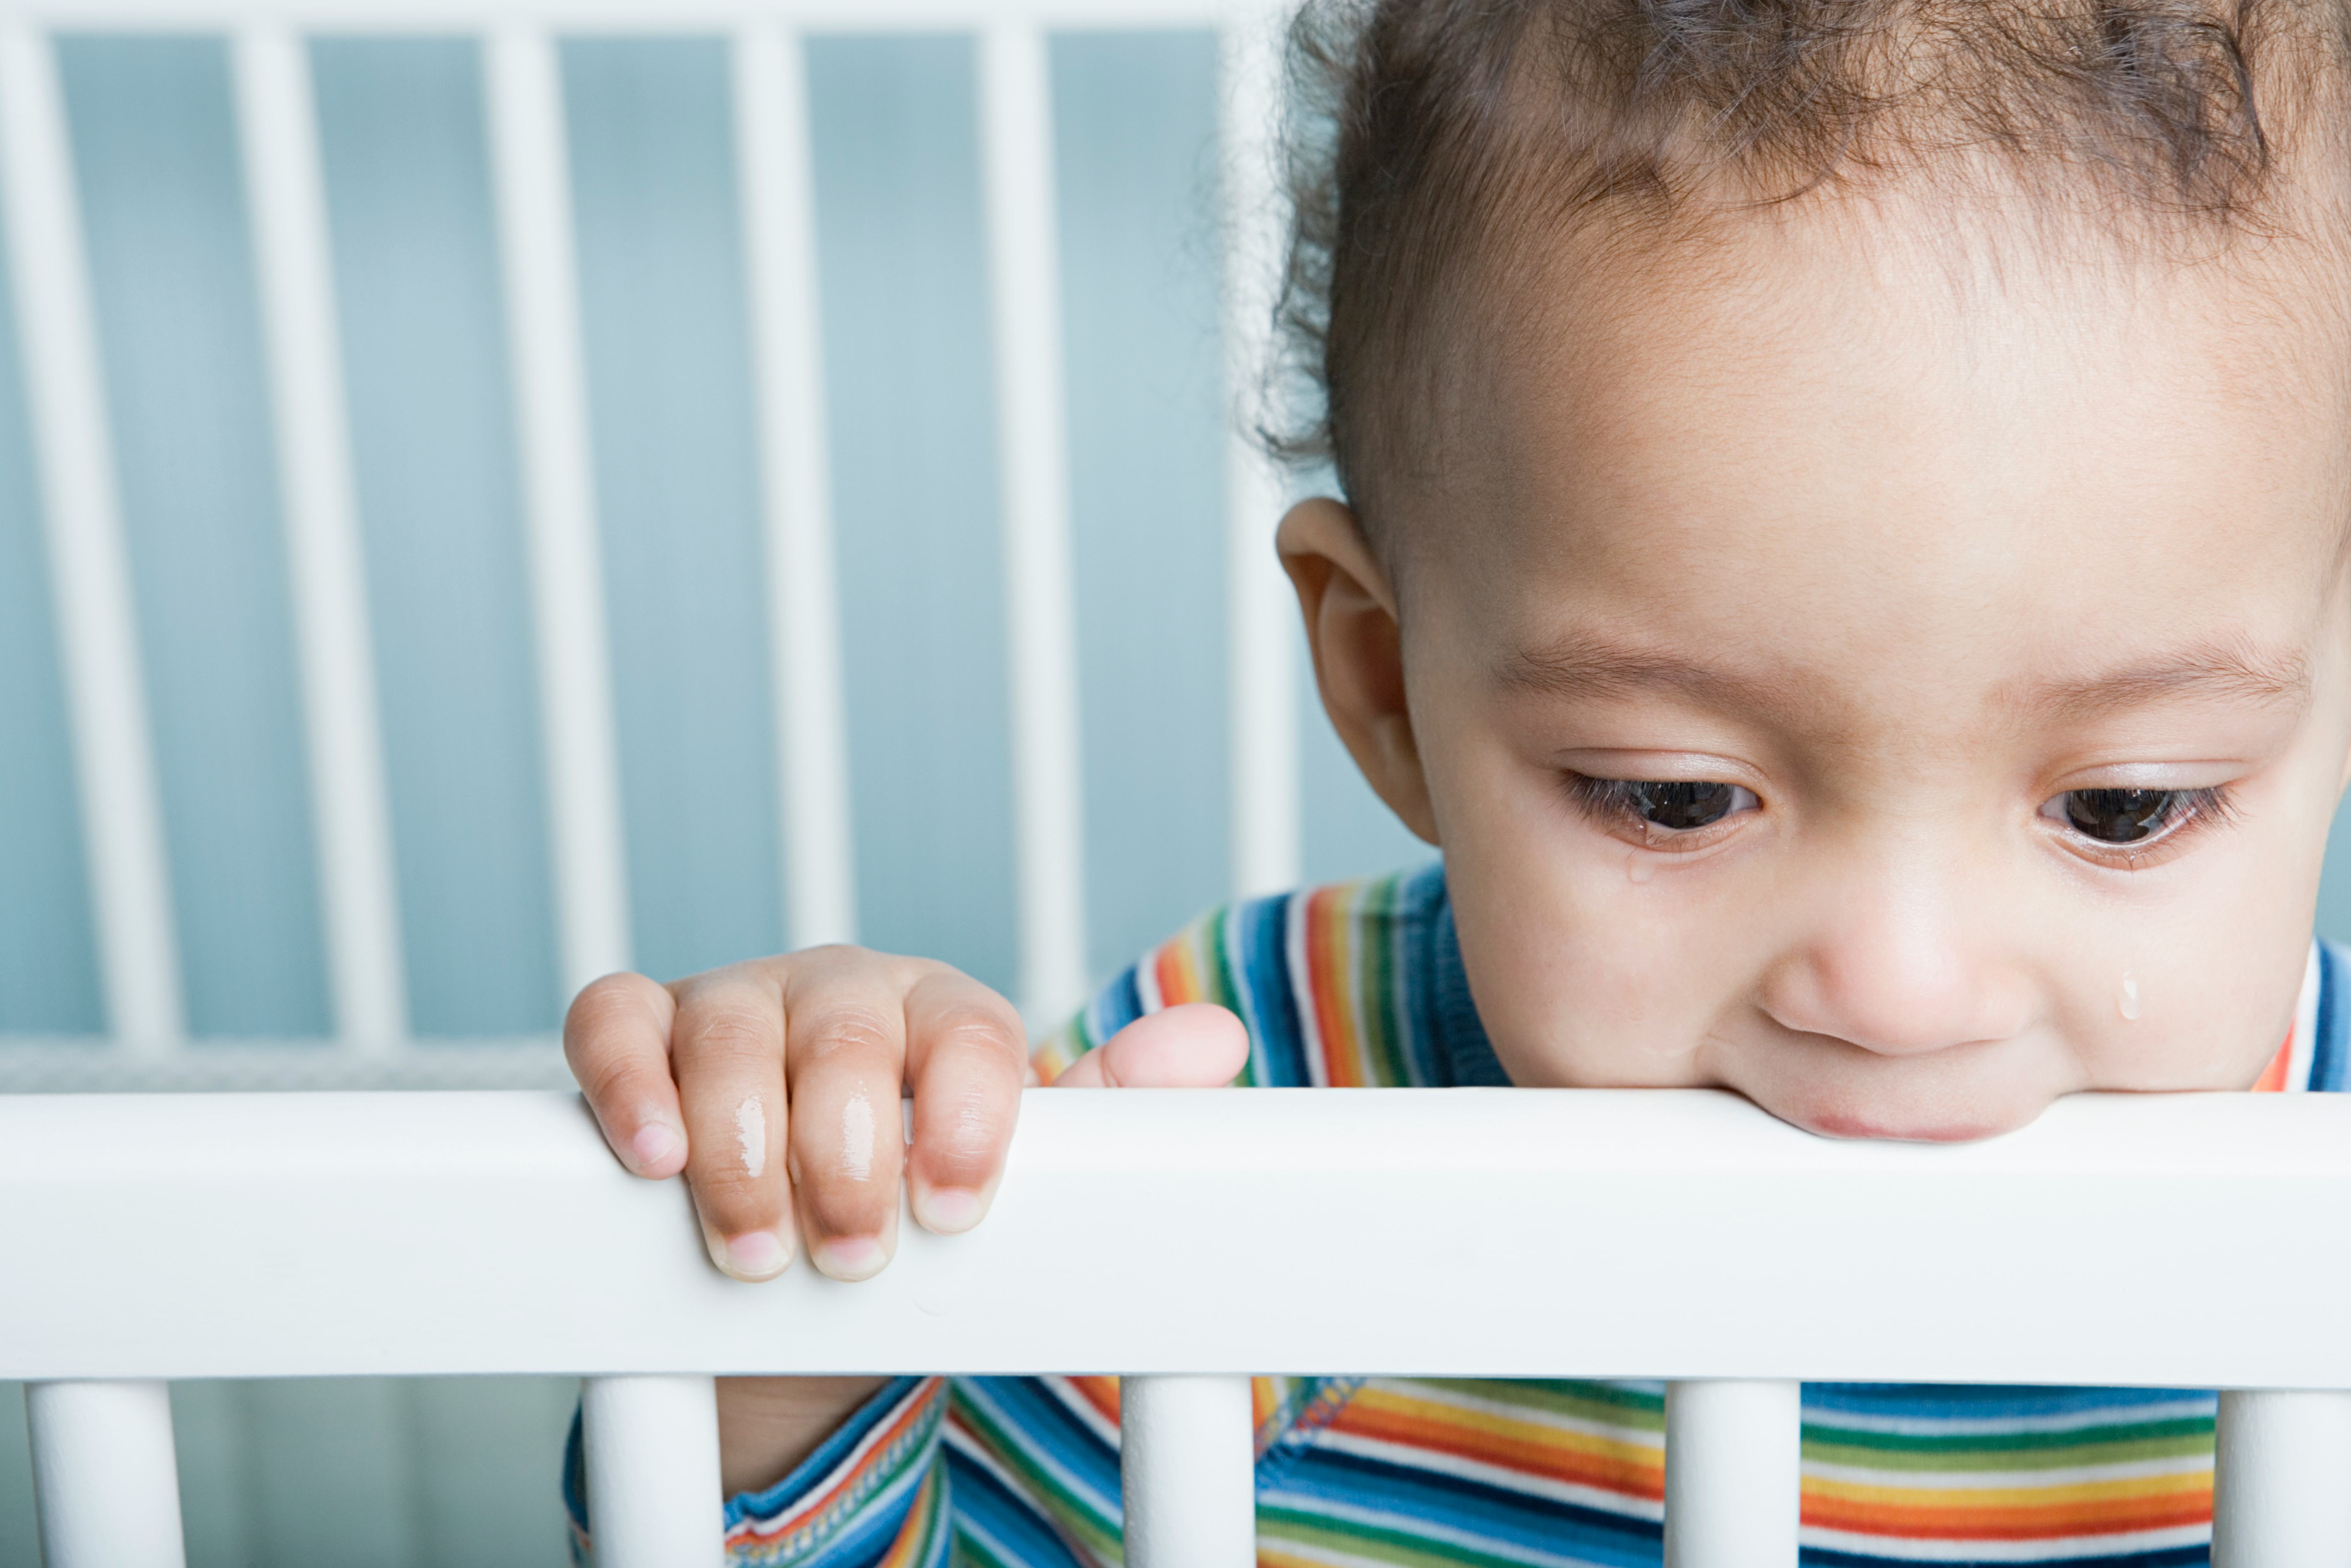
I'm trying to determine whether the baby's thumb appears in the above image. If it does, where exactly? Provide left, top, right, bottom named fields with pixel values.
left=1051, top=1002, right=1248, bottom=1088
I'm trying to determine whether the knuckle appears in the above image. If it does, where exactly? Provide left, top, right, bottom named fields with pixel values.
left=928, top=1003, right=1025, bottom=1063
left=792, top=1005, right=900, bottom=1064
left=564, top=973, right=658, bottom=1046
left=675, top=1001, right=779, bottom=1065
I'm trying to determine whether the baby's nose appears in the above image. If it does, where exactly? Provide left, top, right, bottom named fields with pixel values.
left=1756, top=901, right=2034, bottom=1057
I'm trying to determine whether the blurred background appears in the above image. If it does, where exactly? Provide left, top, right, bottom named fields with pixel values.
left=0, top=23, right=1419, bottom=1566
left=7, top=21, right=2351, bottom=1568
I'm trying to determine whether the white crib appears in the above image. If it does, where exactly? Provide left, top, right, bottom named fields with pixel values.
left=7, top=1086, right=2351, bottom=1565
left=9, top=3, right=2351, bottom=1565
left=0, top=0, right=1299, bottom=1090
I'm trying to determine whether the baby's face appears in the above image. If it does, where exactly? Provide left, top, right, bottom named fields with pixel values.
left=1290, top=209, right=2351, bottom=1138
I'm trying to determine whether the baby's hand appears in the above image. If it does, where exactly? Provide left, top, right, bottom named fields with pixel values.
left=565, top=948, right=1247, bottom=1282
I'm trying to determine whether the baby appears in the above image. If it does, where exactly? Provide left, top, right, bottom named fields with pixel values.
left=563, top=0, right=2351, bottom=1560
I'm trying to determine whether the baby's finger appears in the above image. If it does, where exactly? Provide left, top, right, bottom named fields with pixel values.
left=564, top=972, right=687, bottom=1178
left=900, top=967, right=1027, bottom=1234
left=783, top=981, right=909, bottom=1281
left=1053, top=1002, right=1250, bottom=1088
left=671, top=972, right=794, bottom=1281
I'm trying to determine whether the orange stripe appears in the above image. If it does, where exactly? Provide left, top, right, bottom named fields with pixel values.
left=2252, top=1027, right=2293, bottom=1092
left=1067, top=1375, right=1122, bottom=1428
left=1305, top=887, right=1363, bottom=1087
left=1332, top=1398, right=1665, bottom=1500
left=1152, top=939, right=1194, bottom=1009
left=1804, top=1489, right=2210, bottom=1540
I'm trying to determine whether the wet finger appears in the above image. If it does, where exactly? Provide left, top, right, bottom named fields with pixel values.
left=672, top=970, right=794, bottom=1281
left=782, top=979, right=908, bottom=1281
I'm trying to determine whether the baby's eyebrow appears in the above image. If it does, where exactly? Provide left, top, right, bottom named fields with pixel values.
left=2012, top=643, right=2311, bottom=719
left=1493, top=638, right=1795, bottom=711
left=1492, top=635, right=2311, bottom=717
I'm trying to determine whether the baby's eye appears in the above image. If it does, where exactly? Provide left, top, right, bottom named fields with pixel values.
left=1604, top=779, right=1759, bottom=830
left=2039, top=787, right=2197, bottom=844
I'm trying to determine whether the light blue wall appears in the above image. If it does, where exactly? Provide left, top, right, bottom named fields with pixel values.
left=311, top=38, right=565, bottom=1036
left=0, top=31, right=1421, bottom=1050
left=59, top=37, right=331, bottom=1038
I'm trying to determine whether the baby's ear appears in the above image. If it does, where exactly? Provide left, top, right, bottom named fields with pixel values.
left=1277, top=498, right=1438, bottom=845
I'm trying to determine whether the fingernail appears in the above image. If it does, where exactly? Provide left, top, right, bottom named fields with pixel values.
left=814, top=1236, right=887, bottom=1281
left=723, top=1229, right=789, bottom=1279
left=915, top=1188, right=982, bottom=1234
left=632, top=1122, right=682, bottom=1169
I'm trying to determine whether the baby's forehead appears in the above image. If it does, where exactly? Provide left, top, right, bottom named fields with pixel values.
left=1386, top=200, right=2351, bottom=678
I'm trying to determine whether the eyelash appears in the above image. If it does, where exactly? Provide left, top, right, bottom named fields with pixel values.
left=2048, top=784, right=2238, bottom=867
left=1563, top=776, right=2241, bottom=865
left=1562, top=774, right=1756, bottom=851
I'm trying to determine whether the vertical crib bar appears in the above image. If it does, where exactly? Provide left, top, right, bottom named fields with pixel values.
left=1120, top=1373, right=1256, bottom=1566
left=734, top=23, right=857, bottom=951
left=1219, top=10, right=1299, bottom=900
left=979, top=21, right=1089, bottom=1028
left=1664, top=1379, right=1802, bottom=1568
left=484, top=22, right=633, bottom=996
left=0, top=23, right=184, bottom=1053
left=2213, top=1389, right=2351, bottom=1566
left=582, top=1375, right=721, bottom=1568
left=234, top=22, right=409, bottom=1054
left=27, top=1380, right=187, bottom=1568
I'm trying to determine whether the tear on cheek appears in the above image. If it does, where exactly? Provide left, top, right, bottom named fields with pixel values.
left=2118, top=972, right=2142, bottom=1022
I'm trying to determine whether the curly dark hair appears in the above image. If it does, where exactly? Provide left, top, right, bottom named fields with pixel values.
left=1267, top=0, right=2350, bottom=539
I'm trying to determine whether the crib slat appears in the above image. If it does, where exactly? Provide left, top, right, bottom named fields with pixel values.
left=1219, top=12, right=1299, bottom=900
left=1120, top=1373, right=1256, bottom=1564
left=734, top=23, right=857, bottom=950
left=2213, top=1389, right=2351, bottom=1566
left=581, top=1374, right=722, bottom=1567
left=0, top=24, right=184, bottom=1052
left=980, top=21, right=1089, bottom=1027
left=483, top=22, right=634, bottom=995
left=233, top=23, right=409, bottom=1052
left=27, top=1380, right=187, bottom=1568
left=1664, top=1379, right=1801, bottom=1568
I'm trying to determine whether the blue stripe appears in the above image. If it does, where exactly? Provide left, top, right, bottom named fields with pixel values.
left=2311, top=939, right=2345, bottom=1092
left=1084, top=964, right=1145, bottom=1049
left=1803, top=1384, right=2213, bottom=1421
left=1236, top=891, right=1309, bottom=1087
left=942, top=1434, right=1095, bottom=1568
left=954, top=1378, right=1122, bottom=1522
left=1803, top=1547, right=2207, bottom=1568
left=1267, top=1444, right=1662, bottom=1565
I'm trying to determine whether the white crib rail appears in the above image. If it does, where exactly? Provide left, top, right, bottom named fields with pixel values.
left=7, top=1088, right=2351, bottom=1564
left=0, top=0, right=1297, bottom=1082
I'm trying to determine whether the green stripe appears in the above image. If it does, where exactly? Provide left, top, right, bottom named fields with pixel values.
left=1407, top=1378, right=1668, bottom=1432
left=1803, top=1413, right=2213, bottom=1459
left=1804, top=1428, right=2213, bottom=1473
left=1260, top=1503, right=1555, bottom=1568
left=1357, top=873, right=1413, bottom=1088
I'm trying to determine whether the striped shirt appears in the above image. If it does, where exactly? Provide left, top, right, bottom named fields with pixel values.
left=565, top=860, right=2345, bottom=1567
